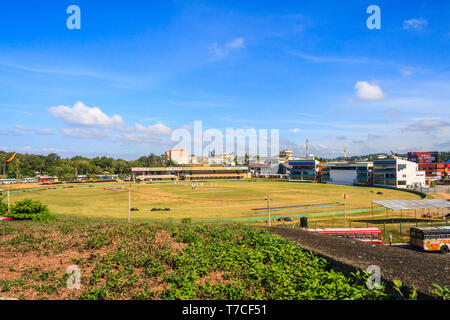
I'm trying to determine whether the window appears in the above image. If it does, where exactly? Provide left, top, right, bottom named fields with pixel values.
left=337, top=234, right=345, bottom=238
left=346, top=233, right=354, bottom=239
left=355, top=234, right=364, bottom=240
left=373, top=234, right=379, bottom=240
left=364, top=233, right=371, bottom=240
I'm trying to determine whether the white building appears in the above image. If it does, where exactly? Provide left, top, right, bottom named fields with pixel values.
left=373, top=159, right=426, bottom=188
left=322, top=162, right=373, bottom=186
left=165, top=149, right=189, bottom=164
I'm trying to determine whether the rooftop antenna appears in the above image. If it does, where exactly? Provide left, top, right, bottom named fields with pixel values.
left=305, top=138, right=309, bottom=159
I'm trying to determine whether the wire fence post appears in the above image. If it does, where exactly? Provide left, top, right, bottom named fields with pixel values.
left=371, top=201, right=373, bottom=219
left=128, top=184, right=131, bottom=223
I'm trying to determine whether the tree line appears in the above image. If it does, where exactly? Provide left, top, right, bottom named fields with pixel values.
left=1, top=150, right=449, bottom=179
left=0, top=151, right=166, bottom=179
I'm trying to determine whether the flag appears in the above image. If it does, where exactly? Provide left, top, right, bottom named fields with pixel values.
left=5, top=152, right=16, bottom=163
left=390, top=151, right=396, bottom=159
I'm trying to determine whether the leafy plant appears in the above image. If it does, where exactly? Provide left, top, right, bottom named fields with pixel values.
left=0, top=197, right=7, bottom=215
left=8, top=199, right=53, bottom=222
left=432, top=284, right=450, bottom=300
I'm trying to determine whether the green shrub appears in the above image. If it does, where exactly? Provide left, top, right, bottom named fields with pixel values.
left=0, top=197, right=7, bottom=216
left=9, top=199, right=53, bottom=222
left=181, top=218, right=192, bottom=224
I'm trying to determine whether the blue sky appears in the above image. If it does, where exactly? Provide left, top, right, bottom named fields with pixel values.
left=1, top=0, right=449, bottom=159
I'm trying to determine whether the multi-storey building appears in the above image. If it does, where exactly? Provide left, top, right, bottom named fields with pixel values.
left=418, top=163, right=446, bottom=181
left=165, top=149, right=189, bottom=164
left=321, top=162, right=373, bottom=185
left=131, top=166, right=249, bottom=181
left=288, top=160, right=319, bottom=182
left=372, top=159, right=426, bottom=188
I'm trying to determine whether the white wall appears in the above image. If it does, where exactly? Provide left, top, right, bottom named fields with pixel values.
left=396, top=159, right=426, bottom=188
left=329, top=169, right=357, bottom=185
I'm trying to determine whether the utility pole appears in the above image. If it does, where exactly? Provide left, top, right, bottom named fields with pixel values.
left=128, top=184, right=131, bottom=223
left=265, top=195, right=271, bottom=227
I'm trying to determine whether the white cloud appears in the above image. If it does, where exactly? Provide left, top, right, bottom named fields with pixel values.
left=61, top=128, right=116, bottom=140
left=135, top=123, right=172, bottom=136
left=49, top=102, right=125, bottom=129
left=402, top=119, right=450, bottom=133
left=403, top=19, right=428, bottom=30
left=0, top=146, right=67, bottom=154
left=354, top=81, right=386, bottom=100
left=226, top=38, right=245, bottom=49
left=122, top=133, right=170, bottom=146
left=14, top=125, right=35, bottom=132
left=37, top=128, right=55, bottom=135
left=13, top=125, right=55, bottom=135
left=209, top=38, right=245, bottom=60
left=289, top=128, right=300, bottom=133
left=385, top=108, right=399, bottom=118
left=399, top=68, right=413, bottom=76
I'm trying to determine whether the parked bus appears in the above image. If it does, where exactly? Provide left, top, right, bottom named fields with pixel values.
left=410, top=227, right=450, bottom=253
left=307, top=228, right=382, bottom=245
left=0, top=179, right=16, bottom=185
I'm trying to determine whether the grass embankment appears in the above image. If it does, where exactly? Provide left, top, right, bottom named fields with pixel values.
left=0, top=218, right=406, bottom=300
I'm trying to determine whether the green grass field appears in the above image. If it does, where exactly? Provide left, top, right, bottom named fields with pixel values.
left=7, top=180, right=422, bottom=222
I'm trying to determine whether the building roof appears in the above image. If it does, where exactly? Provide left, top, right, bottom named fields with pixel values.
left=248, top=163, right=272, bottom=168
left=372, top=199, right=450, bottom=210
left=132, top=166, right=248, bottom=172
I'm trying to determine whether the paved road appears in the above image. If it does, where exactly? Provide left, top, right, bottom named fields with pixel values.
left=267, top=226, right=449, bottom=297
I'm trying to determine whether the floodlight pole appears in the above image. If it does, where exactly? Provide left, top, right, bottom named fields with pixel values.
left=128, top=184, right=131, bottom=223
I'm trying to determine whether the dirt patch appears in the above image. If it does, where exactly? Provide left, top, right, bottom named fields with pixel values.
left=0, top=237, right=115, bottom=300
left=189, top=189, right=234, bottom=194
left=436, top=193, right=450, bottom=200
left=195, top=271, right=230, bottom=286
left=153, top=230, right=188, bottom=253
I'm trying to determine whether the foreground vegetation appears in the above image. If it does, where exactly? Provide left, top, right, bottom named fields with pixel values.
left=0, top=218, right=419, bottom=300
